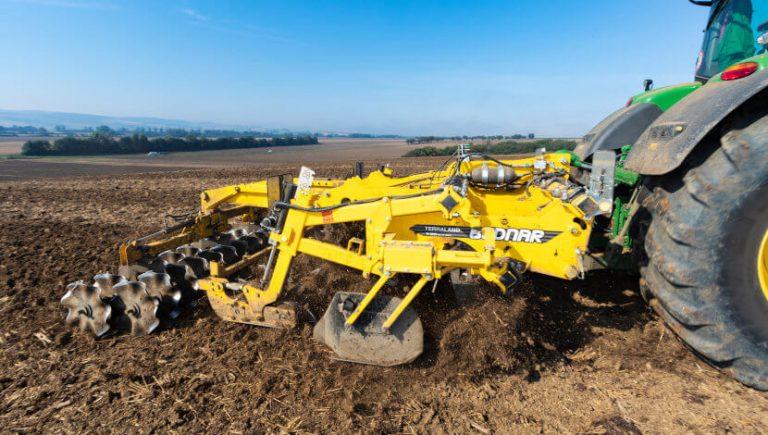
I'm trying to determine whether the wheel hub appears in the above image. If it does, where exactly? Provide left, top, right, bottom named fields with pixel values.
left=759, top=230, right=768, bottom=302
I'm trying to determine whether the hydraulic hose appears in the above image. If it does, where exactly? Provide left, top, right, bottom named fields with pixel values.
left=274, top=189, right=445, bottom=213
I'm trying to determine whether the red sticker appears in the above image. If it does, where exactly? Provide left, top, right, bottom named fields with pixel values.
left=322, top=210, right=334, bottom=224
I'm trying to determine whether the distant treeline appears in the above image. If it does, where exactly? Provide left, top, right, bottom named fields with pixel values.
left=2, top=124, right=309, bottom=139
left=0, top=125, right=50, bottom=136
left=406, top=134, right=535, bottom=145
left=403, top=139, right=577, bottom=157
left=343, top=133, right=402, bottom=139
left=21, top=134, right=318, bottom=156
left=98, top=126, right=287, bottom=139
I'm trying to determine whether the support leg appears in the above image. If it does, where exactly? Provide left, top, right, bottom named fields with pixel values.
left=345, top=273, right=395, bottom=326
left=382, top=275, right=431, bottom=332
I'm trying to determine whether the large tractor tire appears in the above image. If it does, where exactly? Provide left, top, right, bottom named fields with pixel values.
left=641, top=110, right=768, bottom=390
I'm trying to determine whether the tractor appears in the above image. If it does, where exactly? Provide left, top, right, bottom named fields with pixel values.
left=61, top=0, right=768, bottom=389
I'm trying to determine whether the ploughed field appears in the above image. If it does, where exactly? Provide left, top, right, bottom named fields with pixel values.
left=0, top=138, right=448, bottom=180
left=1, top=155, right=767, bottom=433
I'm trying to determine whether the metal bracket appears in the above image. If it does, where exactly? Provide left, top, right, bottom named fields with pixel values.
left=588, top=150, right=616, bottom=216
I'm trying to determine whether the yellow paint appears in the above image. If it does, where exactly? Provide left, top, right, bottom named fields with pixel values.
left=345, top=274, right=392, bottom=326
left=382, top=275, right=430, bottom=330
left=759, top=230, right=768, bottom=302
left=382, top=241, right=434, bottom=274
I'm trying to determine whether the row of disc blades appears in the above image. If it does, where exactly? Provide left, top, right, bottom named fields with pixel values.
left=61, top=227, right=268, bottom=338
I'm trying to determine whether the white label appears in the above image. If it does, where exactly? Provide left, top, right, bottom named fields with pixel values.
left=297, top=166, right=315, bottom=195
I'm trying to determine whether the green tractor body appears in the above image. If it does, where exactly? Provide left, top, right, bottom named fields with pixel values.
left=574, top=0, right=768, bottom=390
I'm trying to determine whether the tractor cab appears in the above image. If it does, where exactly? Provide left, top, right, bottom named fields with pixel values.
left=693, top=0, right=768, bottom=80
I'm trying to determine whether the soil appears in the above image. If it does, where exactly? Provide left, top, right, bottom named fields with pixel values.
left=0, top=137, right=450, bottom=181
left=1, top=159, right=767, bottom=433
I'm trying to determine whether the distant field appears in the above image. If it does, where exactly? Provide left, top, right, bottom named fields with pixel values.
left=0, top=137, right=576, bottom=180
left=0, top=136, right=48, bottom=155
left=0, top=138, right=450, bottom=180
left=0, top=136, right=421, bottom=158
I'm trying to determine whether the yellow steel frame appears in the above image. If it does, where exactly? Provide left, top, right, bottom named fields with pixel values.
left=125, top=153, right=596, bottom=330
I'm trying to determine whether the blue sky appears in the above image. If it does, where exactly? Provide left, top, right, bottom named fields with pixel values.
left=0, top=0, right=710, bottom=136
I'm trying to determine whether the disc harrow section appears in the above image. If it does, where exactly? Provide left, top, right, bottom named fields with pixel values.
left=59, top=226, right=269, bottom=338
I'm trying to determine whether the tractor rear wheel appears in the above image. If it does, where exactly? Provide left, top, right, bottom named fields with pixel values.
left=641, top=110, right=768, bottom=390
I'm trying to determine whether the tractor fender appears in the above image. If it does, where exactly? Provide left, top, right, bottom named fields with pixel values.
left=625, top=68, right=768, bottom=175
left=574, top=103, right=663, bottom=160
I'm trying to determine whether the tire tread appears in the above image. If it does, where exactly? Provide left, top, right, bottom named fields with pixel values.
left=641, top=113, right=768, bottom=390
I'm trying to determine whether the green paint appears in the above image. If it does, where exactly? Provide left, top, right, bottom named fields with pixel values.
left=614, top=145, right=640, bottom=187
left=614, top=168, right=639, bottom=186
left=559, top=149, right=585, bottom=169
left=611, top=196, right=632, bottom=249
left=612, top=146, right=639, bottom=249
left=707, top=52, right=768, bottom=83
left=559, top=147, right=639, bottom=187
left=628, top=82, right=702, bottom=111
left=559, top=147, right=638, bottom=252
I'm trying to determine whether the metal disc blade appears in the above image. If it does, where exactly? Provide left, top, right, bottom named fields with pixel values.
left=237, top=235, right=264, bottom=254
left=180, top=256, right=209, bottom=279
left=61, top=281, right=112, bottom=337
left=218, top=239, right=247, bottom=257
left=117, top=264, right=149, bottom=281
left=198, top=250, right=224, bottom=264
left=254, top=230, right=269, bottom=245
left=226, top=228, right=251, bottom=239
left=191, top=238, right=218, bottom=250
left=176, top=244, right=201, bottom=258
left=138, top=270, right=182, bottom=319
left=138, top=271, right=179, bottom=303
left=157, top=250, right=185, bottom=265
left=210, top=245, right=239, bottom=264
left=92, top=273, right=127, bottom=298
left=113, top=281, right=160, bottom=336
left=313, top=292, right=423, bottom=367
